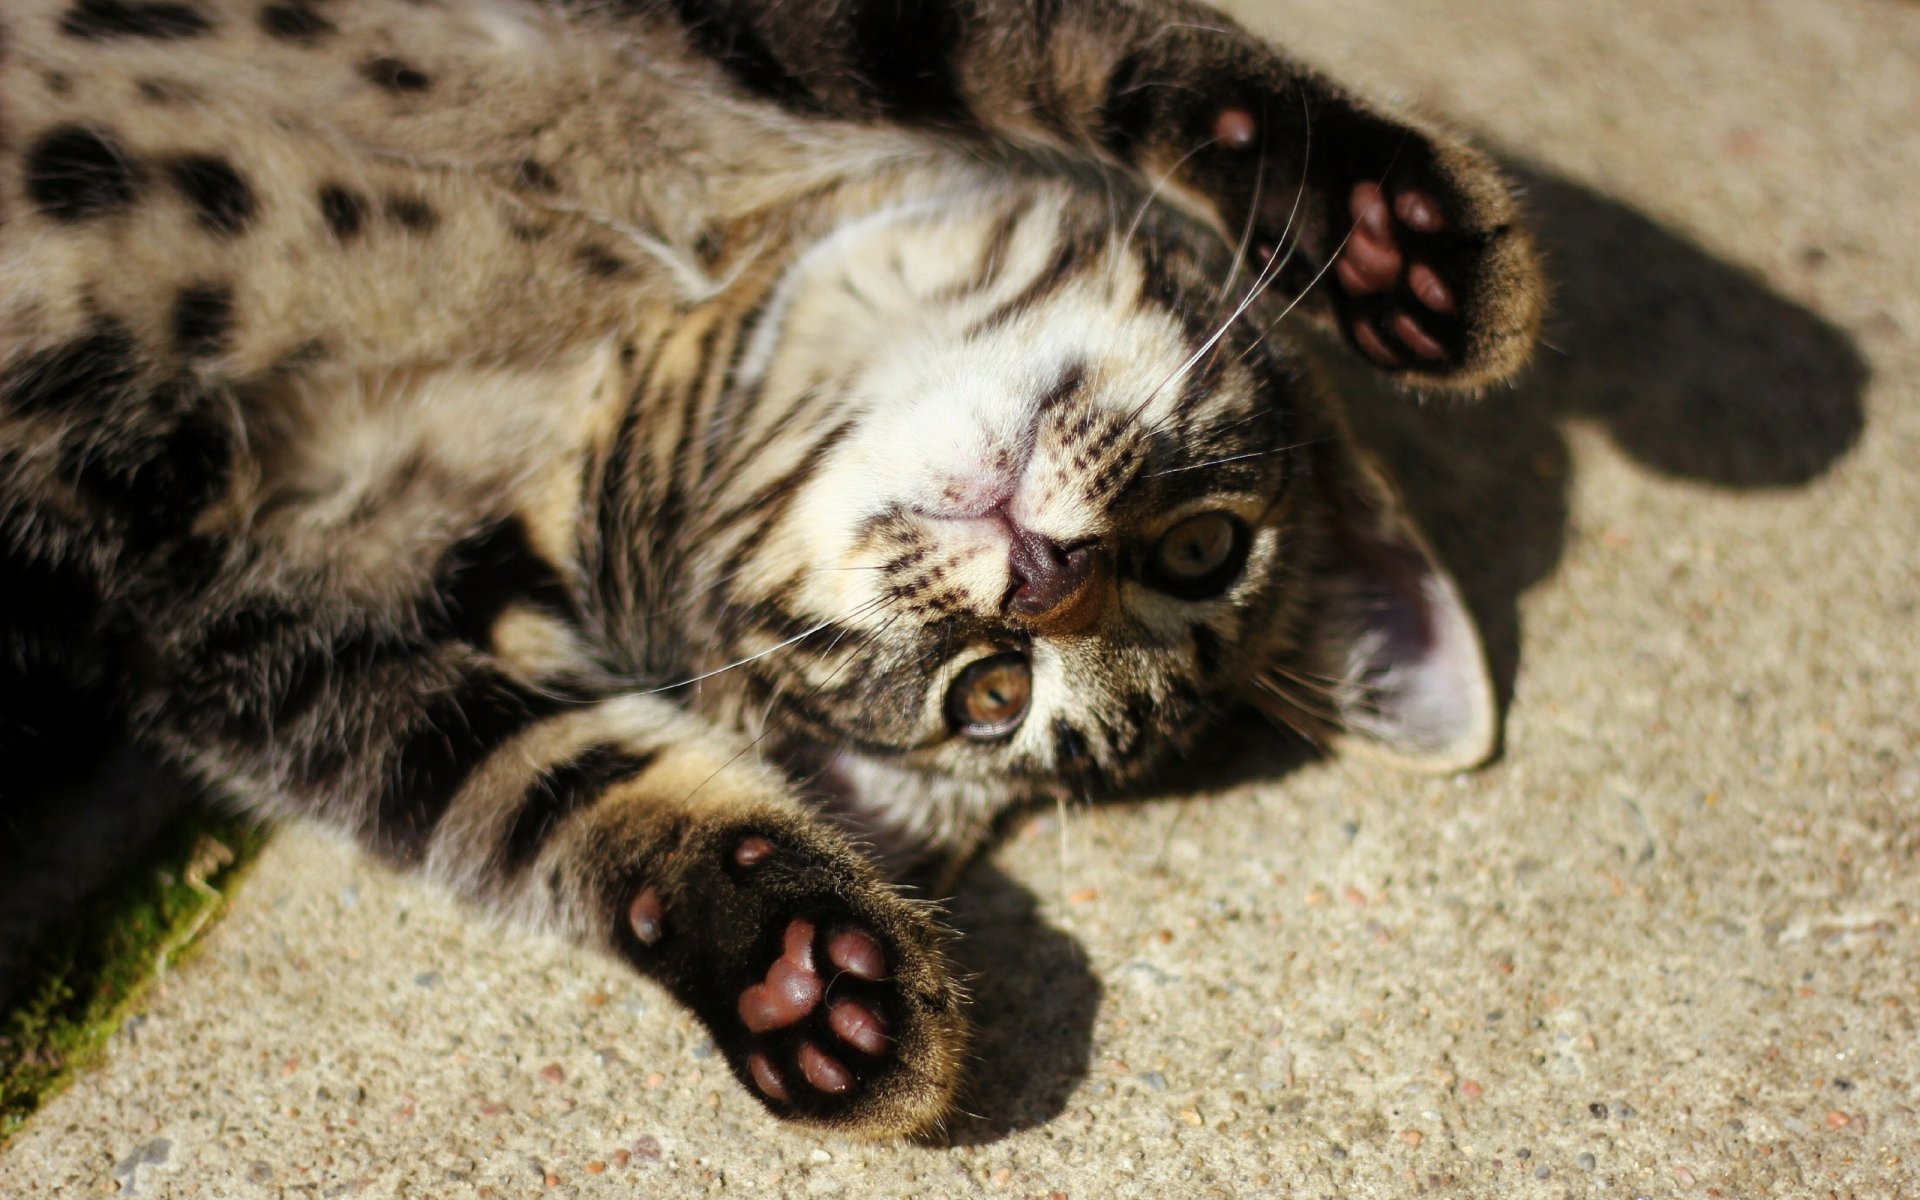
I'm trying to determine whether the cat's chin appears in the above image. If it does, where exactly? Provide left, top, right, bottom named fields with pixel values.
left=771, top=740, right=1031, bottom=882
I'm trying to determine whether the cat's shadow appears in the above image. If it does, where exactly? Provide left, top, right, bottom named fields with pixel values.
left=922, top=163, right=1869, bottom=1141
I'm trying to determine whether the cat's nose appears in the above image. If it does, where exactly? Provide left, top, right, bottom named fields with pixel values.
left=1006, top=528, right=1105, bottom=631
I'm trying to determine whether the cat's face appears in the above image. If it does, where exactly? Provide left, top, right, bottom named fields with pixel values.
left=695, top=184, right=1492, bottom=851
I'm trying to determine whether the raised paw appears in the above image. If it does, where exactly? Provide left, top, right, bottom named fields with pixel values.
left=1198, top=96, right=1543, bottom=387
left=612, top=823, right=968, bottom=1136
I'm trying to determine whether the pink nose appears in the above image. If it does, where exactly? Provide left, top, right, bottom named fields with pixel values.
left=1006, top=528, right=1099, bottom=618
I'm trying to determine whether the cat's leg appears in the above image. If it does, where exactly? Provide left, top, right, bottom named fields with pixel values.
left=134, top=558, right=967, bottom=1134
left=655, top=0, right=1542, bottom=386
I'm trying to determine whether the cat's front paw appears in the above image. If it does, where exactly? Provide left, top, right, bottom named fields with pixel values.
left=614, top=823, right=968, bottom=1137
left=735, top=911, right=897, bottom=1105
left=1184, top=83, right=1543, bottom=387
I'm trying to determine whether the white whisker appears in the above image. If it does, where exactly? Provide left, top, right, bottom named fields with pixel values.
left=637, top=593, right=891, bottom=695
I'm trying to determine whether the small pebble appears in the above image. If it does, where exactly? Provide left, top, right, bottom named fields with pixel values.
left=1826, top=1109, right=1851, bottom=1129
left=585, top=1161, right=606, bottom=1175
left=644, top=1072, right=666, bottom=1089
left=539, top=1064, right=564, bottom=1085
left=414, top=971, right=441, bottom=988
left=1589, top=1102, right=1608, bottom=1119
left=1674, top=1167, right=1696, bottom=1185
left=1400, top=1130, right=1423, bottom=1148
left=1068, top=887, right=1099, bottom=904
left=1578, top=1153, right=1596, bottom=1171
left=631, top=1135, right=663, bottom=1161
left=612, top=1150, right=631, bottom=1167
left=1534, top=1166, right=1550, bottom=1180
left=1459, top=1079, right=1484, bottom=1101
left=1138, top=1072, right=1167, bottom=1093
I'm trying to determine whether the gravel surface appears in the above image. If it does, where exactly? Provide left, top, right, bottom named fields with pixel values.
left=5, top=0, right=1917, bottom=1195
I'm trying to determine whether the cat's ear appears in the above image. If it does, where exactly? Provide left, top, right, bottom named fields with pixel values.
left=1280, top=440, right=1498, bottom=772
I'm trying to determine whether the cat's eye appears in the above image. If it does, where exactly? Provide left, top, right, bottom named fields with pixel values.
left=945, top=653, right=1031, bottom=741
left=1145, top=511, right=1248, bottom=599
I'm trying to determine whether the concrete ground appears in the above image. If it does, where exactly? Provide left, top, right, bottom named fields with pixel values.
left=6, top=0, right=1917, bottom=1195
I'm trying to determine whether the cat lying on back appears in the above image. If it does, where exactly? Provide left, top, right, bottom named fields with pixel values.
left=0, top=0, right=1540, bottom=1134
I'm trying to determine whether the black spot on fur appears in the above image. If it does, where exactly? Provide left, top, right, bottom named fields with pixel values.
left=166, top=155, right=257, bottom=235
left=436, top=517, right=575, bottom=647
left=668, top=0, right=821, bottom=112
left=66, top=404, right=233, bottom=540
left=317, top=183, right=367, bottom=239
left=259, top=1, right=333, bottom=43
left=375, top=672, right=572, bottom=863
left=42, top=70, right=75, bottom=96
left=692, top=228, right=724, bottom=269
left=576, top=245, right=630, bottom=278
left=24, top=125, right=143, bottom=222
left=136, top=77, right=199, bottom=104
left=171, top=283, right=235, bottom=357
left=1098, top=50, right=1157, bottom=160
left=507, top=219, right=550, bottom=244
left=60, top=0, right=211, bottom=40
left=1190, top=623, right=1222, bottom=676
left=513, top=158, right=559, bottom=193
left=383, top=194, right=438, bottom=232
left=502, top=744, right=659, bottom=877
left=1052, top=718, right=1091, bottom=766
left=0, top=322, right=139, bottom=417
left=846, top=0, right=971, bottom=123
left=359, top=56, right=431, bottom=92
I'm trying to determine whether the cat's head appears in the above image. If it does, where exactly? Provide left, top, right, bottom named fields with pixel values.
left=686, top=182, right=1495, bottom=859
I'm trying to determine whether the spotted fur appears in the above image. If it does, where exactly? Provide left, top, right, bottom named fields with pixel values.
left=0, top=0, right=1543, bottom=1134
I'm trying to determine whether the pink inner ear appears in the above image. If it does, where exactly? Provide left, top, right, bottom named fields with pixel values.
left=1303, top=459, right=1498, bottom=773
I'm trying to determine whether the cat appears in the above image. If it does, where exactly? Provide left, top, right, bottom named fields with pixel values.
left=0, top=0, right=1542, bottom=1135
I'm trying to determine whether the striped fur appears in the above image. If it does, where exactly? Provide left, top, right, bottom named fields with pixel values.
left=0, top=0, right=1541, bottom=1134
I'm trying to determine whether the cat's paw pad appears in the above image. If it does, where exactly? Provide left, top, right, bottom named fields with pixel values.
left=1334, top=180, right=1459, bottom=367
left=737, top=916, right=896, bottom=1102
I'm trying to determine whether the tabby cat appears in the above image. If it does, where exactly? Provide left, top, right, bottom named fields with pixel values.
left=0, top=0, right=1542, bottom=1135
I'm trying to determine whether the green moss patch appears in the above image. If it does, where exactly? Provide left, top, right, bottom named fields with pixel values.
left=0, top=810, right=267, bottom=1143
